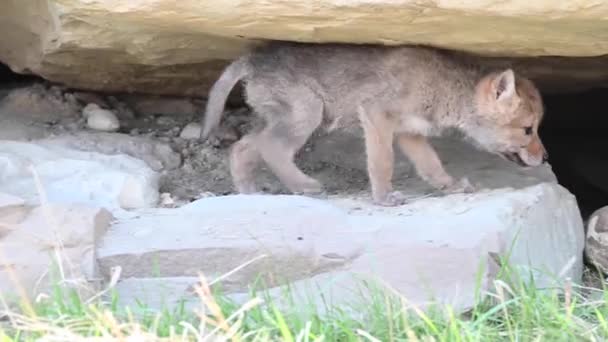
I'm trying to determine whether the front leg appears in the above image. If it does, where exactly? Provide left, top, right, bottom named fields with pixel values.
left=359, top=107, right=406, bottom=206
left=396, top=133, right=474, bottom=194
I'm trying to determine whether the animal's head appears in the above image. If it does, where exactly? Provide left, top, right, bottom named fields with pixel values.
left=466, top=69, right=547, bottom=167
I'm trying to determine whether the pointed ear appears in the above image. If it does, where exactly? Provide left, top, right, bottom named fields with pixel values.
left=492, top=69, right=516, bottom=103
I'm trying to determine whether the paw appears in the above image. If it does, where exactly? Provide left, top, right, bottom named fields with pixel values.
left=235, top=181, right=259, bottom=194
left=442, top=177, right=475, bottom=194
left=291, top=178, right=325, bottom=196
left=373, top=191, right=408, bottom=207
left=301, top=191, right=329, bottom=200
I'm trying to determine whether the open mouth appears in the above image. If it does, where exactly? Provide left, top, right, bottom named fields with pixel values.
left=501, top=152, right=528, bottom=167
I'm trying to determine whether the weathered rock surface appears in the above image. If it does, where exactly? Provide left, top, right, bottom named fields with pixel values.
left=0, top=141, right=160, bottom=211
left=121, top=95, right=201, bottom=117
left=303, top=133, right=557, bottom=195
left=0, top=84, right=83, bottom=141
left=42, top=132, right=182, bottom=172
left=2, top=1, right=608, bottom=96
left=93, top=132, right=584, bottom=310
left=0, top=193, right=112, bottom=302
left=100, top=183, right=584, bottom=311
left=585, top=206, right=608, bottom=274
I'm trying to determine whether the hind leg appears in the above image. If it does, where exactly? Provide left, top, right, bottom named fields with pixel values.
left=230, top=133, right=262, bottom=194
left=253, top=95, right=324, bottom=195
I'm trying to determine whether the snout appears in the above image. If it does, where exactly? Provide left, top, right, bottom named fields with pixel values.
left=500, top=136, right=548, bottom=167
left=500, top=152, right=529, bottom=167
left=500, top=150, right=547, bottom=167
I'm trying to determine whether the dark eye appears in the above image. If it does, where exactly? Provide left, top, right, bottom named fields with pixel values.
left=524, top=126, right=533, bottom=135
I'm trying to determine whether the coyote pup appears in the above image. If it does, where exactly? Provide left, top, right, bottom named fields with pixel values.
left=201, top=42, right=547, bottom=206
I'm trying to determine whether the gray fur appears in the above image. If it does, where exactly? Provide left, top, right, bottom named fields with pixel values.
left=203, top=43, right=486, bottom=137
left=200, top=42, right=545, bottom=205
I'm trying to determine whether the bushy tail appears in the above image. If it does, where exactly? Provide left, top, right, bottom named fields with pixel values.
left=200, top=57, right=249, bottom=141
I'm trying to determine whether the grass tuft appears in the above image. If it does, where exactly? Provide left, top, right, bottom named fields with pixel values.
left=1, top=263, right=608, bottom=341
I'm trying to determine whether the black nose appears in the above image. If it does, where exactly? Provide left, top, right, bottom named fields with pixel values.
left=542, top=152, right=549, bottom=163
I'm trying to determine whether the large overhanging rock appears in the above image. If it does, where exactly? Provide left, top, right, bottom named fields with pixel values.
left=2, top=1, right=608, bottom=96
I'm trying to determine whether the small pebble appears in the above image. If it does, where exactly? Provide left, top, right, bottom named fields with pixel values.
left=160, top=192, right=176, bottom=207
left=180, top=122, right=202, bottom=140
left=198, top=191, right=216, bottom=199
left=83, top=103, right=120, bottom=132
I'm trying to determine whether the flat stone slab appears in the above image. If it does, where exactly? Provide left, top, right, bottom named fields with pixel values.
left=99, top=183, right=584, bottom=311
